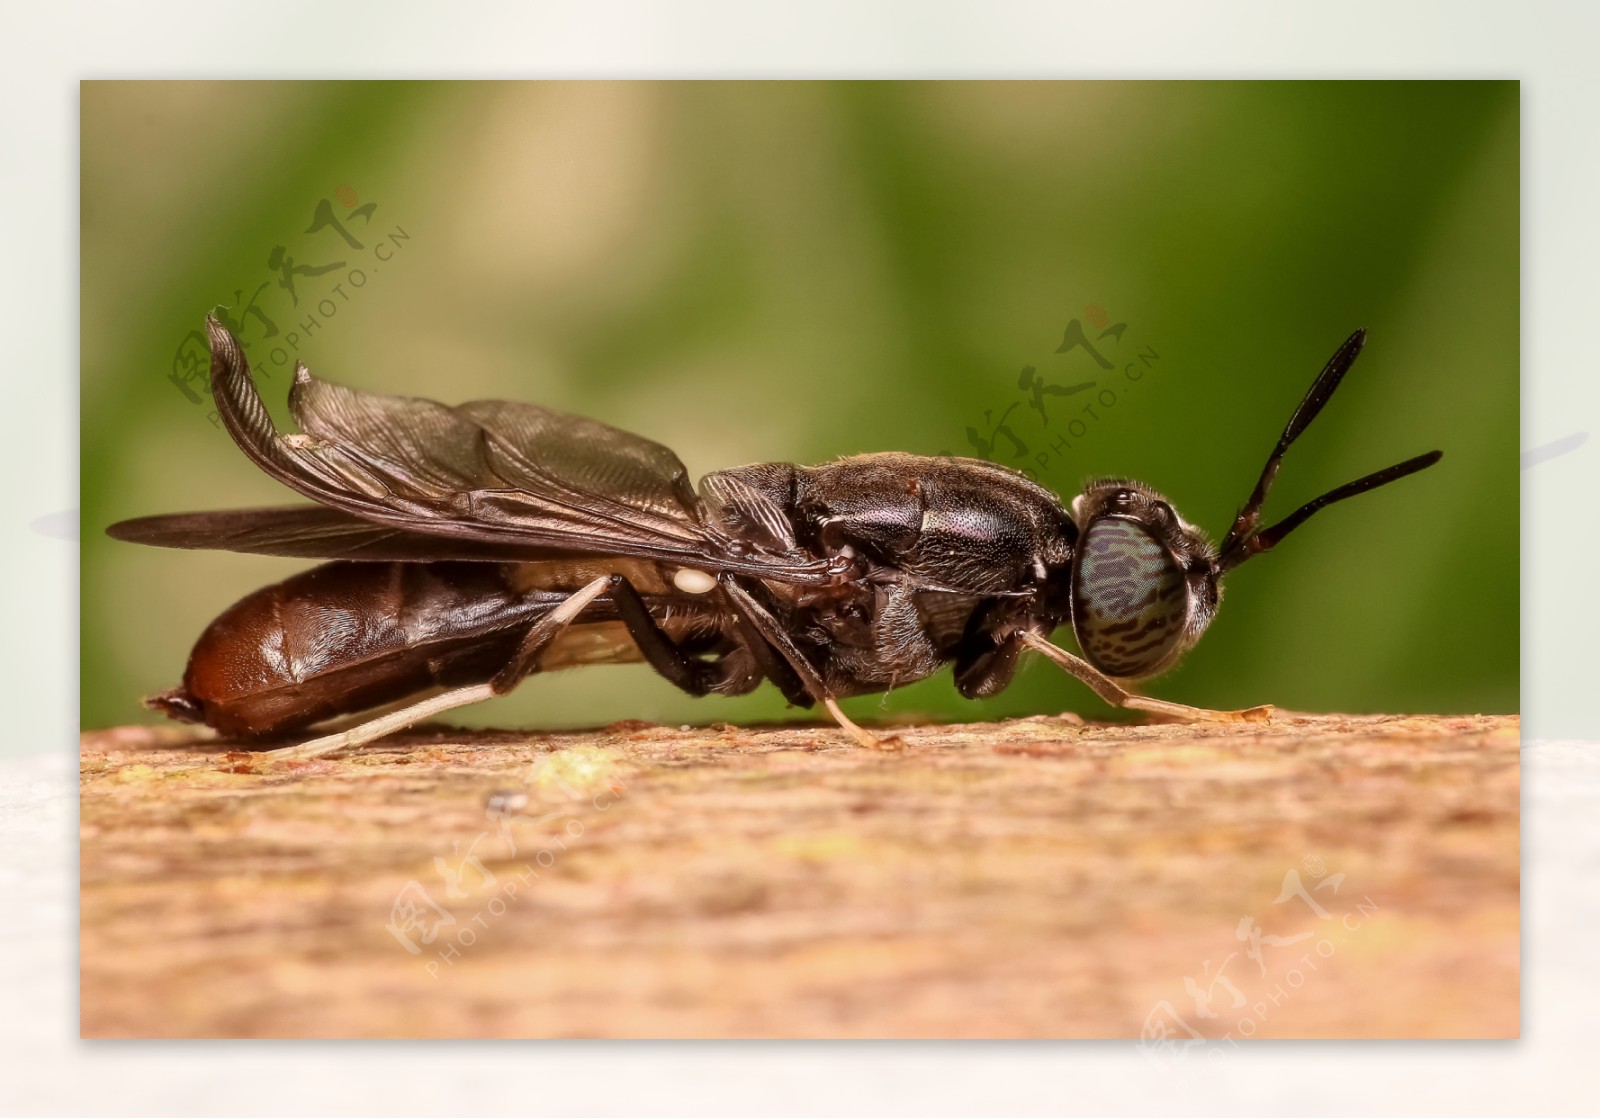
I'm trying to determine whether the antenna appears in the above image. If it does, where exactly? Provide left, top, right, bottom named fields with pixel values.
left=1216, top=330, right=1442, bottom=574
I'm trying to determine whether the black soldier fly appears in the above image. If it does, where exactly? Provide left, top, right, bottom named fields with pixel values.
left=107, top=318, right=1441, bottom=756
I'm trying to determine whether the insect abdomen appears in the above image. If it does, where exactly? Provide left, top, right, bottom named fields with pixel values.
left=150, top=562, right=543, bottom=738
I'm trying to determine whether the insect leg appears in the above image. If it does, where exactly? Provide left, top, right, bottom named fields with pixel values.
left=489, top=576, right=616, bottom=693
left=601, top=574, right=747, bottom=696
left=953, top=633, right=1024, bottom=699
left=1018, top=632, right=1273, bottom=724
left=952, top=599, right=1027, bottom=699
left=713, top=577, right=813, bottom=707
left=264, top=577, right=615, bottom=762
left=718, top=575, right=899, bottom=751
left=260, top=682, right=503, bottom=762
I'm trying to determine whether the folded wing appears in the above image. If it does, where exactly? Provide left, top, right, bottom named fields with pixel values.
left=106, top=505, right=558, bottom=562
left=109, top=317, right=832, bottom=582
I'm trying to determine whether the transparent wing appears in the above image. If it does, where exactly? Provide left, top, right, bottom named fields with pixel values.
left=197, top=316, right=831, bottom=581
left=106, top=505, right=565, bottom=562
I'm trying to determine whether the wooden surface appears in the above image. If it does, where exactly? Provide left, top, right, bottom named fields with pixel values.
left=79, top=712, right=1518, bottom=1039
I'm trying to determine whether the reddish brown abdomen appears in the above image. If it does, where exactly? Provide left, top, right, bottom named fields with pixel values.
left=151, top=562, right=542, bottom=738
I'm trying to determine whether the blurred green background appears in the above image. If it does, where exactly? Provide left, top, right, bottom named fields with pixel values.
left=81, top=80, right=1518, bottom=732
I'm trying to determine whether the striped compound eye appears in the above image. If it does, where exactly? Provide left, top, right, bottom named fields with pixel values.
left=1070, top=516, right=1191, bottom=678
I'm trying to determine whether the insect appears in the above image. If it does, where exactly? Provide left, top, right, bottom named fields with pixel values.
left=108, top=317, right=1441, bottom=757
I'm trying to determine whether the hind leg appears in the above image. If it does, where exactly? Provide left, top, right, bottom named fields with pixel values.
left=265, top=574, right=761, bottom=763
left=265, top=576, right=617, bottom=762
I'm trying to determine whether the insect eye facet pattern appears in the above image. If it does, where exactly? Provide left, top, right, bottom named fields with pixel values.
left=1071, top=515, right=1192, bottom=678
left=107, top=319, right=1441, bottom=757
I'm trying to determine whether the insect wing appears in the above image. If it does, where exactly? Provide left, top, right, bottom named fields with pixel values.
left=105, top=505, right=563, bottom=562
left=199, top=317, right=832, bottom=582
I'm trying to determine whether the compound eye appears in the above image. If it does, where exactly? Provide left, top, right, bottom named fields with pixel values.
left=1071, top=516, right=1190, bottom=678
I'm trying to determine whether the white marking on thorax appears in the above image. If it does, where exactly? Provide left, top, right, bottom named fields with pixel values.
left=672, top=568, right=718, bottom=595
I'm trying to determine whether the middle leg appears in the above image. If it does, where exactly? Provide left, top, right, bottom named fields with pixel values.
left=718, top=575, right=898, bottom=751
left=592, top=573, right=761, bottom=697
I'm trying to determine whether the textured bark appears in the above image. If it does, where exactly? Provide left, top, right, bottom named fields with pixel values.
left=80, top=712, right=1518, bottom=1039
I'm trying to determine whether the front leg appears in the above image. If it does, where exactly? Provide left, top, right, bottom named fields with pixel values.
left=952, top=599, right=1027, bottom=700
left=1019, top=632, right=1273, bottom=723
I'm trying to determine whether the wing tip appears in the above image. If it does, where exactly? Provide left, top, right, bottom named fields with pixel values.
left=203, top=311, right=232, bottom=350
left=204, top=313, right=253, bottom=391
